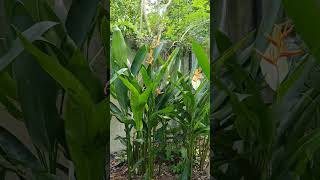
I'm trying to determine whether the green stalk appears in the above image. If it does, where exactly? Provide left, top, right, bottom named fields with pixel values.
left=125, top=124, right=132, bottom=180
left=136, top=130, right=144, bottom=175
left=199, top=136, right=209, bottom=171
left=147, top=123, right=153, bottom=179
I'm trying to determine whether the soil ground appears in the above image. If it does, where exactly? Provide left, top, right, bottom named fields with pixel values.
left=110, top=152, right=209, bottom=180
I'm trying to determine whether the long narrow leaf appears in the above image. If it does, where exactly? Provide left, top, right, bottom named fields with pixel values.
left=192, top=41, right=210, bottom=79
left=0, top=21, right=58, bottom=71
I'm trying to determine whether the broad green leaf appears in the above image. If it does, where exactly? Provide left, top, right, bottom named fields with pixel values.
left=16, top=29, right=108, bottom=180
left=65, top=0, right=100, bottom=47
left=192, top=41, right=210, bottom=79
left=282, top=0, right=320, bottom=62
left=111, top=26, right=128, bottom=68
left=118, top=76, right=142, bottom=130
left=273, top=129, right=320, bottom=179
left=13, top=49, right=61, bottom=153
left=150, top=105, right=175, bottom=120
left=213, top=31, right=255, bottom=74
left=0, top=21, right=58, bottom=71
left=67, top=49, right=104, bottom=103
left=118, top=76, right=139, bottom=97
left=140, top=66, right=152, bottom=87
left=9, top=9, right=62, bottom=173
left=153, top=42, right=164, bottom=65
left=154, top=48, right=179, bottom=86
left=110, top=68, right=128, bottom=84
left=0, top=71, right=17, bottom=100
left=130, top=45, right=148, bottom=75
left=215, top=30, right=232, bottom=53
left=100, top=16, right=109, bottom=66
left=15, top=30, right=94, bottom=109
left=110, top=102, right=122, bottom=116
left=277, top=55, right=310, bottom=101
left=64, top=98, right=108, bottom=180
left=111, top=27, right=129, bottom=112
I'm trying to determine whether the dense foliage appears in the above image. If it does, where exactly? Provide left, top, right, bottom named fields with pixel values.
left=110, top=27, right=210, bottom=179
left=212, top=0, right=320, bottom=179
left=111, top=0, right=209, bottom=49
left=0, top=0, right=108, bottom=179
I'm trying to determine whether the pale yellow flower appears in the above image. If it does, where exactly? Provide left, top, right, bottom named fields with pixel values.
left=192, top=68, right=203, bottom=90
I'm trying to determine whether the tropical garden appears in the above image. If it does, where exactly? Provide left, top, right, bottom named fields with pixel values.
left=0, top=0, right=210, bottom=180
left=213, top=0, right=320, bottom=179
left=110, top=0, right=210, bottom=179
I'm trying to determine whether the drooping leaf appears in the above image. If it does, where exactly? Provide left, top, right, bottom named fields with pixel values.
left=0, top=21, right=58, bottom=71
left=213, top=31, right=255, bottom=73
left=277, top=55, right=311, bottom=101
left=65, top=0, right=100, bottom=47
left=15, top=29, right=94, bottom=109
left=67, top=49, right=104, bottom=103
left=111, top=26, right=129, bottom=112
left=282, top=0, right=320, bottom=63
left=130, top=45, right=148, bottom=75
left=192, top=41, right=210, bottom=79
left=110, top=68, right=128, bottom=84
left=0, top=126, right=42, bottom=171
left=273, top=129, right=320, bottom=179
left=111, top=26, right=128, bottom=68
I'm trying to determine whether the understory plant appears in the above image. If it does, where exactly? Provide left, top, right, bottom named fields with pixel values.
left=212, top=0, right=320, bottom=179
left=0, top=0, right=109, bottom=180
left=110, top=28, right=209, bottom=179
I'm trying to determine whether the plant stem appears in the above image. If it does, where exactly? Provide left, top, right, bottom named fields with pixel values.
left=125, top=124, right=132, bottom=180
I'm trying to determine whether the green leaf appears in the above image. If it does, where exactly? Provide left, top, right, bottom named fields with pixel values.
left=282, top=0, right=320, bottom=62
left=15, top=29, right=94, bottom=109
left=67, top=49, right=104, bottom=103
left=0, top=126, right=42, bottom=171
left=65, top=0, right=100, bottom=47
left=15, top=30, right=109, bottom=180
left=111, top=27, right=129, bottom=112
left=0, top=21, right=58, bottom=71
left=0, top=95, right=22, bottom=120
left=140, top=66, right=152, bottom=87
left=100, top=16, right=109, bottom=66
left=153, top=42, right=164, bottom=65
left=13, top=50, right=61, bottom=153
left=277, top=55, right=310, bottom=101
left=150, top=105, right=175, bottom=120
left=111, top=26, right=128, bottom=69
left=130, top=45, right=148, bottom=75
left=110, top=68, right=128, bottom=84
left=192, top=41, right=210, bottom=79
left=0, top=71, right=17, bottom=100
left=64, top=98, right=108, bottom=180
left=273, top=129, right=320, bottom=179
left=213, top=31, right=255, bottom=73
left=118, top=76, right=139, bottom=97
left=118, top=76, right=143, bottom=130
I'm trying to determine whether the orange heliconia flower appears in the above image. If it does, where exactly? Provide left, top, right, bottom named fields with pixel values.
left=256, top=21, right=304, bottom=66
left=192, top=68, right=203, bottom=83
left=146, top=34, right=161, bottom=65
left=155, top=87, right=164, bottom=95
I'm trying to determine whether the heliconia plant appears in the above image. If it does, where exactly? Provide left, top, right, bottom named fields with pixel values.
left=0, top=0, right=109, bottom=180
left=110, top=27, right=210, bottom=180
